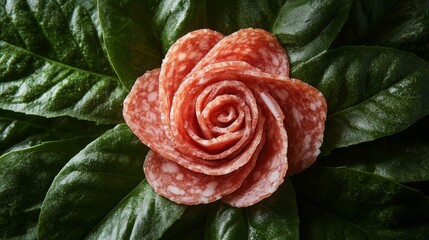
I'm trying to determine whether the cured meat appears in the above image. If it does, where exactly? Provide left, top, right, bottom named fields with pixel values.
left=123, top=28, right=327, bottom=207
left=191, top=28, right=289, bottom=76
left=268, top=79, right=327, bottom=174
left=223, top=89, right=288, bottom=207
left=123, top=68, right=265, bottom=176
left=144, top=137, right=264, bottom=205
left=170, top=63, right=260, bottom=160
left=159, top=30, right=224, bottom=142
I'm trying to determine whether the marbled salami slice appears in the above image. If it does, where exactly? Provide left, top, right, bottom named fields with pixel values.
left=123, top=68, right=264, bottom=175
left=159, top=29, right=224, bottom=141
left=267, top=78, right=327, bottom=173
left=171, top=61, right=326, bottom=174
left=172, top=80, right=260, bottom=160
left=170, top=62, right=258, bottom=160
left=144, top=134, right=264, bottom=205
left=222, top=91, right=288, bottom=207
left=191, top=28, right=289, bottom=76
left=124, top=28, right=327, bottom=207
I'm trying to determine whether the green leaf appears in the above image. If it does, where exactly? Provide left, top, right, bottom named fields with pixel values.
left=205, top=180, right=299, bottom=240
left=0, top=110, right=45, bottom=154
left=87, top=181, right=186, bottom=240
left=98, top=0, right=207, bottom=89
left=0, top=0, right=127, bottom=123
left=0, top=0, right=113, bottom=75
left=156, top=181, right=299, bottom=240
left=155, top=0, right=208, bottom=53
left=0, top=41, right=126, bottom=124
left=0, top=109, right=111, bottom=155
left=206, top=0, right=352, bottom=67
left=205, top=0, right=239, bottom=35
left=0, top=137, right=93, bottom=240
left=333, top=0, right=429, bottom=60
left=292, top=167, right=429, bottom=240
left=293, top=46, right=429, bottom=154
left=298, top=201, right=370, bottom=240
left=319, top=134, right=429, bottom=183
left=38, top=124, right=150, bottom=239
left=97, top=0, right=162, bottom=89
left=206, top=0, right=287, bottom=35
left=160, top=205, right=207, bottom=240
left=205, top=203, right=247, bottom=240
left=272, top=0, right=353, bottom=66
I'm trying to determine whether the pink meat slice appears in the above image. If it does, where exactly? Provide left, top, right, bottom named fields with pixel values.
left=267, top=78, right=327, bottom=174
left=159, top=29, right=224, bottom=141
left=124, top=28, right=326, bottom=207
left=222, top=90, right=288, bottom=207
left=191, top=28, right=290, bottom=76
left=168, top=62, right=265, bottom=173
left=170, top=79, right=261, bottom=161
left=143, top=136, right=263, bottom=205
left=123, top=68, right=264, bottom=175
left=171, top=61, right=327, bottom=174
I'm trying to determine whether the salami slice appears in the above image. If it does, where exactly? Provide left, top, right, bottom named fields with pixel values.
left=159, top=29, right=224, bottom=141
left=267, top=78, right=327, bottom=174
left=123, top=67, right=265, bottom=175
left=222, top=91, right=288, bottom=207
left=171, top=61, right=326, bottom=174
left=191, top=28, right=289, bottom=76
left=144, top=135, right=263, bottom=205
left=124, top=28, right=327, bottom=207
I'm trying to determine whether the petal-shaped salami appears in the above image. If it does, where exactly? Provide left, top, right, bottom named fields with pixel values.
left=124, top=68, right=265, bottom=175
left=172, top=80, right=260, bottom=160
left=170, top=62, right=259, bottom=160
left=124, top=29, right=327, bottom=208
left=191, top=28, right=289, bottom=76
left=267, top=78, right=327, bottom=174
left=222, top=91, right=288, bottom=207
left=171, top=61, right=326, bottom=174
left=144, top=136, right=263, bottom=205
left=159, top=29, right=224, bottom=141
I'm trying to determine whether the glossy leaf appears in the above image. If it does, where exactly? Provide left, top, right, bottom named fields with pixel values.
left=272, top=0, right=353, bottom=66
left=319, top=134, right=429, bottom=183
left=293, top=167, right=429, bottom=240
left=97, top=0, right=162, bottom=89
left=155, top=0, right=207, bottom=53
left=155, top=181, right=300, bottom=240
left=205, top=203, right=247, bottom=240
left=298, top=201, right=370, bottom=240
left=0, top=0, right=126, bottom=123
left=0, top=41, right=126, bottom=124
left=206, top=0, right=349, bottom=68
left=206, top=0, right=286, bottom=35
left=38, top=124, right=148, bottom=239
left=98, top=0, right=206, bottom=89
left=293, top=46, right=429, bottom=154
left=160, top=205, right=207, bottom=240
left=0, top=109, right=111, bottom=155
left=0, top=0, right=113, bottom=75
left=0, top=110, right=45, bottom=154
left=205, top=180, right=299, bottom=240
left=333, top=0, right=429, bottom=60
left=0, top=137, right=93, bottom=240
left=87, top=181, right=186, bottom=240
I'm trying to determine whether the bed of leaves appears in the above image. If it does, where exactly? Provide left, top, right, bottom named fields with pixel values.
left=1, top=0, right=429, bottom=239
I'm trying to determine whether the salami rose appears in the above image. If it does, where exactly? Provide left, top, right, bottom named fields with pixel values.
left=123, top=28, right=327, bottom=207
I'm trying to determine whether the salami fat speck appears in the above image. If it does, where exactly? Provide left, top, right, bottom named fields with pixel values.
left=123, top=28, right=327, bottom=207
